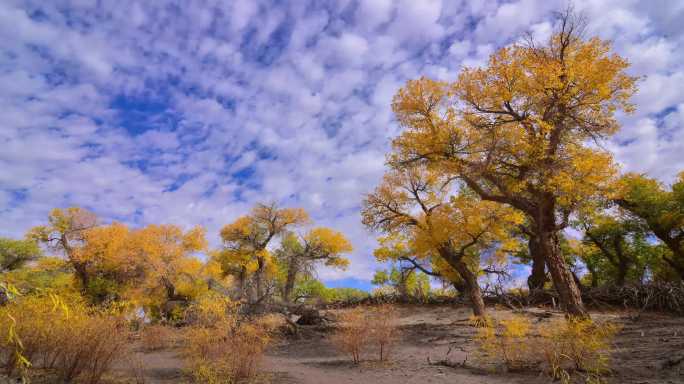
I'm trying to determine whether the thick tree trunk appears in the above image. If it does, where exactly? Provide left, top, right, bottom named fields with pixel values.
left=616, top=263, right=627, bottom=286
left=398, top=270, right=410, bottom=300
left=614, top=238, right=629, bottom=286
left=527, top=235, right=547, bottom=291
left=539, top=230, right=588, bottom=318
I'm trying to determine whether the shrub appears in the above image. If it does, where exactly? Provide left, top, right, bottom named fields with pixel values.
left=185, top=322, right=270, bottom=383
left=184, top=295, right=236, bottom=327
left=475, top=314, right=533, bottom=371
left=0, top=293, right=128, bottom=384
left=368, top=305, right=399, bottom=361
left=331, top=307, right=369, bottom=364
left=142, top=324, right=176, bottom=351
left=183, top=297, right=270, bottom=383
left=475, top=314, right=620, bottom=382
left=539, top=318, right=621, bottom=381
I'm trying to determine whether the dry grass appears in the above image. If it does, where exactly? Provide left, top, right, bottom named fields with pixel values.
left=184, top=322, right=270, bottom=383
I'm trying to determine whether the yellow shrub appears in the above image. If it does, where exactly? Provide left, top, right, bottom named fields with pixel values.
left=475, top=314, right=621, bottom=382
left=331, top=307, right=369, bottom=364
left=184, top=295, right=236, bottom=327
left=183, top=306, right=270, bottom=384
left=475, top=314, right=533, bottom=371
left=0, top=294, right=128, bottom=384
left=539, top=319, right=620, bottom=380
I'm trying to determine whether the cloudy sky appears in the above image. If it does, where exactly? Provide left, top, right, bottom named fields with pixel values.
left=1, top=0, right=683, bottom=289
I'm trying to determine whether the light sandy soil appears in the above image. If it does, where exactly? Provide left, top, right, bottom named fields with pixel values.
left=262, top=305, right=684, bottom=384
left=109, top=305, right=684, bottom=384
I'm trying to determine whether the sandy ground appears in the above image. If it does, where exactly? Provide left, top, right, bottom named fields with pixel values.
left=108, top=305, right=684, bottom=384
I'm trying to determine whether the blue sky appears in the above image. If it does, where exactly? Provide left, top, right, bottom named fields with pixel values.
left=1, top=0, right=684, bottom=290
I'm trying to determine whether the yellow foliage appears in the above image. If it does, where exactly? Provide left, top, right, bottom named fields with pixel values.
left=184, top=295, right=237, bottom=327
left=539, top=318, right=620, bottom=379
left=218, top=203, right=310, bottom=297
left=362, top=165, right=521, bottom=290
left=0, top=294, right=128, bottom=383
left=475, top=314, right=620, bottom=381
left=389, top=28, right=636, bottom=226
left=475, top=314, right=533, bottom=370
left=183, top=304, right=270, bottom=384
left=302, top=227, right=352, bottom=268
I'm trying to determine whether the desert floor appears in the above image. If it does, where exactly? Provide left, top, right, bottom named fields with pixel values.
left=110, top=305, right=684, bottom=384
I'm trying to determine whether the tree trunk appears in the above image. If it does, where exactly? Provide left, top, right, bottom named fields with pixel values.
left=539, top=230, right=588, bottom=318
left=398, top=270, right=410, bottom=300
left=62, top=236, right=90, bottom=290
left=616, top=263, right=627, bottom=286
left=452, top=280, right=468, bottom=297
left=453, top=261, right=486, bottom=317
left=614, top=238, right=629, bottom=286
left=234, top=266, right=247, bottom=300
left=255, top=257, right=266, bottom=301
left=527, top=235, right=547, bottom=291
left=438, top=247, right=486, bottom=317
left=282, top=257, right=299, bottom=303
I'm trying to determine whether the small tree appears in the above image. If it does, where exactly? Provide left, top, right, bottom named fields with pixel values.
left=217, top=203, right=309, bottom=302
left=278, top=228, right=351, bottom=303
left=331, top=307, right=368, bottom=364
left=362, top=165, right=522, bottom=317
left=28, top=207, right=98, bottom=289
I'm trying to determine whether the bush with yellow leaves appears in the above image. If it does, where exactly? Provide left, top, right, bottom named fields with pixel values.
left=539, top=318, right=621, bottom=382
left=475, top=314, right=533, bottom=371
left=475, top=314, right=620, bottom=382
left=0, top=293, right=129, bottom=384
left=183, top=296, right=271, bottom=383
